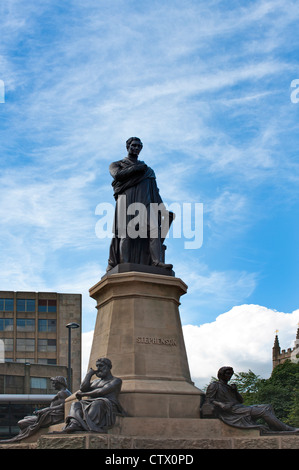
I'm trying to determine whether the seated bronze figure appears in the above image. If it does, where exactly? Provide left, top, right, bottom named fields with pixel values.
left=1, top=376, right=71, bottom=443
left=62, top=357, right=125, bottom=433
left=202, top=366, right=299, bottom=433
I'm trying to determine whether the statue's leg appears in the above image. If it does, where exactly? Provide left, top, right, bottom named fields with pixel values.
left=120, top=237, right=131, bottom=263
left=18, top=415, right=37, bottom=430
left=62, top=402, right=85, bottom=433
left=148, top=209, right=172, bottom=269
left=251, top=405, right=298, bottom=432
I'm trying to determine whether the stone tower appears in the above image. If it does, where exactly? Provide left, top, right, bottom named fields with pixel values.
left=272, top=327, right=299, bottom=369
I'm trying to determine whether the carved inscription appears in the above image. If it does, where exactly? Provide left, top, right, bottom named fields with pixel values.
left=136, top=336, right=177, bottom=346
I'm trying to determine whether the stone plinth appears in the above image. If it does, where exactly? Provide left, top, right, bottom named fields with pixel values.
left=36, top=418, right=299, bottom=449
left=87, top=271, right=203, bottom=418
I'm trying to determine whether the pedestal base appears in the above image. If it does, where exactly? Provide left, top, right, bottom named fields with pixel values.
left=35, top=417, right=299, bottom=449
left=88, top=271, right=203, bottom=418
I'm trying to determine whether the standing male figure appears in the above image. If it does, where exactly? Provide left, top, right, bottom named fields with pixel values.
left=106, top=137, right=173, bottom=271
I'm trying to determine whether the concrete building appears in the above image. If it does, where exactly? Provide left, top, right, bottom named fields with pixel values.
left=0, top=362, right=69, bottom=395
left=0, top=291, right=81, bottom=392
left=272, top=327, right=299, bottom=370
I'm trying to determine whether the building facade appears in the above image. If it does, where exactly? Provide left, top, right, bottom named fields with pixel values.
left=0, top=291, right=81, bottom=391
left=272, top=327, right=299, bottom=369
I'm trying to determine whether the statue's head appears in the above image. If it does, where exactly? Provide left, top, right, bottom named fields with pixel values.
left=51, top=376, right=67, bottom=389
left=95, top=357, right=112, bottom=377
left=217, top=366, right=234, bottom=381
left=126, top=137, right=143, bottom=155
left=96, top=357, right=112, bottom=369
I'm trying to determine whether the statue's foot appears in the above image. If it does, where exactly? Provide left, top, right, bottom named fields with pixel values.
left=60, top=422, right=82, bottom=433
left=106, top=264, right=115, bottom=272
left=288, top=427, right=299, bottom=433
left=152, top=262, right=173, bottom=270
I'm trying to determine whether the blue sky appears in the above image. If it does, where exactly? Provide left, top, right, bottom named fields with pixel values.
left=0, top=0, right=298, bottom=387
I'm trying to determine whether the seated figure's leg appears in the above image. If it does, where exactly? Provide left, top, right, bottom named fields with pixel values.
left=62, top=402, right=84, bottom=433
left=18, top=415, right=37, bottom=430
left=251, top=404, right=298, bottom=432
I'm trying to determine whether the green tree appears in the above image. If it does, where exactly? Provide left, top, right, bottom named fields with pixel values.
left=255, top=361, right=299, bottom=426
left=230, top=369, right=262, bottom=404
left=286, top=387, right=299, bottom=427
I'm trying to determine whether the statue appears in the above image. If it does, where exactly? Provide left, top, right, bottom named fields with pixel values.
left=61, top=357, right=125, bottom=433
left=1, top=376, right=71, bottom=442
left=203, top=366, right=299, bottom=433
left=106, top=137, right=174, bottom=272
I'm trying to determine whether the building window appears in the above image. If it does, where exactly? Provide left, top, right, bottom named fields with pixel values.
left=16, top=358, right=37, bottom=364
left=3, top=338, right=13, bottom=352
left=16, top=319, right=35, bottom=332
left=38, top=319, right=56, bottom=333
left=16, top=338, right=35, bottom=352
left=17, top=299, right=35, bottom=312
left=37, top=339, right=56, bottom=352
left=1, top=375, right=24, bottom=394
left=37, top=359, right=57, bottom=365
left=38, top=299, right=56, bottom=313
left=0, top=298, right=14, bottom=312
left=0, top=318, right=13, bottom=331
left=30, top=377, right=47, bottom=390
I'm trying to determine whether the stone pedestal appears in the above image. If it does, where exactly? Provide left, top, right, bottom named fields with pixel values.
left=88, top=271, right=203, bottom=418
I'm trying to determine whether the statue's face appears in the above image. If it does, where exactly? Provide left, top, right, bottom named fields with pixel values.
left=95, top=361, right=109, bottom=378
left=128, top=139, right=142, bottom=156
left=51, top=379, right=60, bottom=390
left=223, top=368, right=234, bottom=381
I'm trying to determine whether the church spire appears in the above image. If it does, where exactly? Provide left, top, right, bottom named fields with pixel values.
left=273, top=330, right=280, bottom=352
left=272, top=330, right=281, bottom=369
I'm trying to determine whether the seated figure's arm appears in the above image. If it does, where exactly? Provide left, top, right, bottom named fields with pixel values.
left=76, top=378, right=121, bottom=401
left=79, top=368, right=95, bottom=392
left=205, top=382, right=218, bottom=404
left=205, top=382, right=230, bottom=410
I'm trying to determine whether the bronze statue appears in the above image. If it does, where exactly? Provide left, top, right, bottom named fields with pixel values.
left=1, top=376, right=71, bottom=442
left=106, top=137, right=174, bottom=272
left=62, top=357, right=125, bottom=433
left=203, top=366, right=299, bottom=433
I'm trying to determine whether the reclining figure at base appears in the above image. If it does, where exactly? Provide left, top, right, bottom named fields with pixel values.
left=1, top=376, right=71, bottom=443
left=203, top=366, right=299, bottom=433
left=62, top=357, right=125, bottom=433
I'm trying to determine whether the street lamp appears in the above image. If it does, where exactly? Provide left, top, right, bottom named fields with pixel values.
left=66, top=322, right=80, bottom=392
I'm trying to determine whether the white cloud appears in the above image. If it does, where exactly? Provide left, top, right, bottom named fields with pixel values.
left=82, top=330, right=94, bottom=376
left=183, top=304, right=299, bottom=389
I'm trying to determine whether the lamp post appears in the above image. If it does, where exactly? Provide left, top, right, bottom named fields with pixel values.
left=66, top=322, right=80, bottom=392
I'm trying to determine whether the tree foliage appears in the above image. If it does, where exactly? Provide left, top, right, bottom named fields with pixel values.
left=231, top=361, right=299, bottom=426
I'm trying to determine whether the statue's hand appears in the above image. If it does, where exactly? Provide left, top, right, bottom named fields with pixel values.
left=213, top=401, right=231, bottom=411
left=75, top=391, right=83, bottom=401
